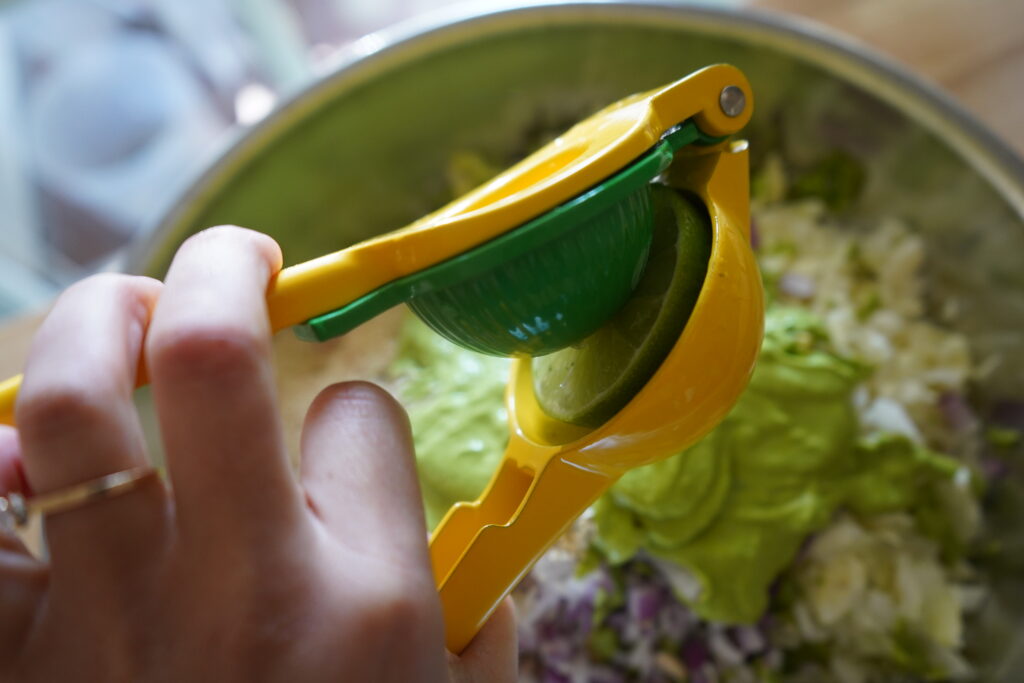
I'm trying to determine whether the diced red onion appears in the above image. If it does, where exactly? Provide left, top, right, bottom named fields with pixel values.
left=657, top=601, right=695, bottom=642
left=539, top=635, right=573, bottom=663
left=624, top=638, right=657, bottom=676
left=992, top=400, right=1024, bottom=431
left=778, top=272, right=817, bottom=300
left=939, top=392, right=978, bottom=434
left=627, top=584, right=661, bottom=624
left=690, top=667, right=712, bottom=683
left=606, top=611, right=629, bottom=638
left=541, top=668, right=571, bottom=683
left=730, top=625, right=766, bottom=655
left=681, top=637, right=711, bottom=670
left=564, top=598, right=594, bottom=633
left=709, top=627, right=745, bottom=667
left=518, top=624, right=538, bottom=653
left=981, top=455, right=1009, bottom=481
left=516, top=558, right=764, bottom=682
left=589, top=666, right=629, bottom=683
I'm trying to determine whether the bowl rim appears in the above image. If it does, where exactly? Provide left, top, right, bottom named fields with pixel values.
left=129, top=0, right=1024, bottom=274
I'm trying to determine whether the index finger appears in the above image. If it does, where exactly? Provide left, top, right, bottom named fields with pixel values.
left=145, top=226, right=305, bottom=542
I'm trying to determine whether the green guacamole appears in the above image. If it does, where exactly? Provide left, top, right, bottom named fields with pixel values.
left=389, top=307, right=961, bottom=623
left=389, top=320, right=510, bottom=530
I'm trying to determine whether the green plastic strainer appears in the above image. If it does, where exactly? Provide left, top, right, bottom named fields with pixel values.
left=295, top=121, right=721, bottom=356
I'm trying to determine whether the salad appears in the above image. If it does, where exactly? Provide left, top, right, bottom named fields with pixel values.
left=381, top=149, right=1006, bottom=682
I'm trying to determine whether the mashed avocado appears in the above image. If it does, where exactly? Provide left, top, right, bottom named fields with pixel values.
left=389, top=307, right=961, bottom=623
left=389, top=320, right=509, bottom=529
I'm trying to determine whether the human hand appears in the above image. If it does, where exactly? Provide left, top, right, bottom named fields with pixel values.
left=0, top=227, right=516, bottom=682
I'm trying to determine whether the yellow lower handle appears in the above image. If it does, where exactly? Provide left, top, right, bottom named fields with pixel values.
left=430, top=441, right=615, bottom=654
left=0, top=375, right=20, bottom=426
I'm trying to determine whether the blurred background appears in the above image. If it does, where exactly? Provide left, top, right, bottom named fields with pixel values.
left=0, top=0, right=472, bottom=321
left=0, top=0, right=1020, bottom=328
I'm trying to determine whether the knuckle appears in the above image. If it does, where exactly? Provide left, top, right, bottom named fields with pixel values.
left=66, top=272, right=146, bottom=302
left=149, top=320, right=268, bottom=380
left=62, top=273, right=157, bottom=328
left=65, top=271, right=129, bottom=295
left=16, top=381, right=108, bottom=438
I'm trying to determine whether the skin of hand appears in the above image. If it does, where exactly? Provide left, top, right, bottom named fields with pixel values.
left=0, top=226, right=517, bottom=682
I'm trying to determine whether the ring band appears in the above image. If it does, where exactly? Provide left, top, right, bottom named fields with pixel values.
left=0, top=467, right=158, bottom=531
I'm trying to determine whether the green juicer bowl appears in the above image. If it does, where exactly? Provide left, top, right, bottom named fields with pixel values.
left=294, top=122, right=711, bottom=358
left=291, top=174, right=656, bottom=357
left=408, top=185, right=653, bottom=357
left=295, top=140, right=675, bottom=357
left=405, top=121, right=714, bottom=357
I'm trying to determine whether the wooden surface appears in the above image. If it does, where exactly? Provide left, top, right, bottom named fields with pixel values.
left=1, top=0, right=1022, bottom=379
left=749, top=0, right=1024, bottom=157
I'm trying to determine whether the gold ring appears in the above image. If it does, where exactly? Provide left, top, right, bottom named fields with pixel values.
left=0, top=467, right=158, bottom=531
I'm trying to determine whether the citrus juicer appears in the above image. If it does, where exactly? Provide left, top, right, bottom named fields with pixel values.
left=0, top=65, right=762, bottom=654
left=428, top=104, right=764, bottom=652
left=0, top=64, right=752, bottom=424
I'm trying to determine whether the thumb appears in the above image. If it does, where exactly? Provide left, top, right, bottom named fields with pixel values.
left=299, top=381, right=433, bottom=571
left=447, top=597, right=518, bottom=683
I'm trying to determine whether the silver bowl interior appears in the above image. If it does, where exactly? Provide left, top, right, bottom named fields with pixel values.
left=131, top=3, right=1024, bottom=677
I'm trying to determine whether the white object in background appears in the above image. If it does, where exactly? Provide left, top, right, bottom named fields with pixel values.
left=151, top=0, right=250, bottom=107
left=0, top=17, right=38, bottom=266
left=27, top=33, right=226, bottom=242
left=0, top=254, right=60, bottom=319
left=7, top=0, right=120, bottom=63
left=229, top=0, right=313, bottom=93
left=234, top=82, right=279, bottom=125
left=0, top=15, right=59, bottom=316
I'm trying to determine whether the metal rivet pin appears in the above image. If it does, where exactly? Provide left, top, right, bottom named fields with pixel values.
left=719, top=85, right=746, bottom=117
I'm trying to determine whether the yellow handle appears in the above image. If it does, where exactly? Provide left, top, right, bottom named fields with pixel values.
left=430, top=436, right=615, bottom=653
left=266, top=243, right=402, bottom=331
left=0, top=375, right=20, bottom=426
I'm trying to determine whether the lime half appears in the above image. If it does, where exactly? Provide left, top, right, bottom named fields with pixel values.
left=532, top=185, right=711, bottom=428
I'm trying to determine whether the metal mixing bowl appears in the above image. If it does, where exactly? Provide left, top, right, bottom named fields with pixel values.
left=129, top=2, right=1024, bottom=678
